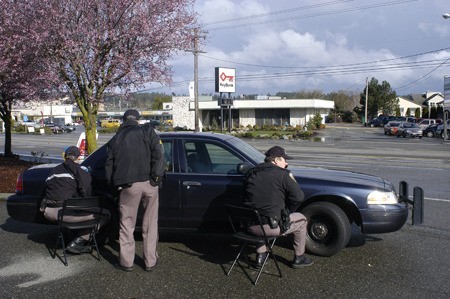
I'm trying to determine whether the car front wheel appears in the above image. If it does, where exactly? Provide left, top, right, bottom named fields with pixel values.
left=302, top=202, right=351, bottom=257
left=426, top=131, right=434, bottom=138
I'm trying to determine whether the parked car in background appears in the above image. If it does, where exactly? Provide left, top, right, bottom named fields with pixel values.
left=417, top=119, right=437, bottom=130
left=368, top=115, right=389, bottom=127
left=44, top=123, right=64, bottom=134
left=436, top=119, right=450, bottom=138
left=397, top=122, right=423, bottom=138
left=384, top=121, right=402, bottom=135
left=100, top=119, right=121, bottom=128
left=423, top=124, right=440, bottom=138
left=6, top=132, right=422, bottom=257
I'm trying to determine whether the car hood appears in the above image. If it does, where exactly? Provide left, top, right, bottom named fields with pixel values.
left=289, top=166, right=388, bottom=190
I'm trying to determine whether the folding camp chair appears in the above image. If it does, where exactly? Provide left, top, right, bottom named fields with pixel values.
left=51, top=196, right=103, bottom=266
left=225, top=204, right=283, bottom=285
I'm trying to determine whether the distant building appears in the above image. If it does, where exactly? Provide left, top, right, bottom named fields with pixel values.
left=172, top=96, right=334, bottom=130
left=397, top=97, right=422, bottom=116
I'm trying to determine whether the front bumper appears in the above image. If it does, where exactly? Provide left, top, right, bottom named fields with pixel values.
left=361, top=181, right=424, bottom=234
left=360, top=203, right=408, bottom=234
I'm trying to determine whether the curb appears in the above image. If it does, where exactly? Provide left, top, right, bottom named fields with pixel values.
left=0, top=193, right=14, bottom=201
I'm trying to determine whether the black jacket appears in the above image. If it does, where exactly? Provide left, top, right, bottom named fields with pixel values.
left=105, top=120, right=165, bottom=187
left=44, top=159, right=92, bottom=207
left=243, top=162, right=305, bottom=219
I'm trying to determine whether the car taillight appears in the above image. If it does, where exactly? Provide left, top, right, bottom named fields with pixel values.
left=15, top=173, right=23, bottom=194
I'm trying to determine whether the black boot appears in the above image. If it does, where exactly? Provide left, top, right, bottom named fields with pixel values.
left=292, top=255, right=314, bottom=268
left=255, top=252, right=268, bottom=268
left=66, top=237, right=90, bottom=254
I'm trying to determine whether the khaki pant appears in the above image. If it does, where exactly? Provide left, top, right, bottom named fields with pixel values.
left=119, top=181, right=159, bottom=268
left=44, top=206, right=110, bottom=240
left=248, top=212, right=307, bottom=256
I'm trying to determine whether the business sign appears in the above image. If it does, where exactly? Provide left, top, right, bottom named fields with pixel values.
left=444, top=76, right=450, bottom=110
left=215, top=67, right=236, bottom=93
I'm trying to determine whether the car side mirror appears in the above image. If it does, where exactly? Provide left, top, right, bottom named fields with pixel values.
left=237, top=162, right=253, bottom=175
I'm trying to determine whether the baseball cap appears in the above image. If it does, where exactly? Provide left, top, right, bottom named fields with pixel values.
left=123, top=109, right=140, bottom=121
left=265, top=146, right=293, bottom=160
left=64, top=146, right=81, bottom=158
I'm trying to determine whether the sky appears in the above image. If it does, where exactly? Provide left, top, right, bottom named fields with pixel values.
left=144, top=0, right=450, bottom=97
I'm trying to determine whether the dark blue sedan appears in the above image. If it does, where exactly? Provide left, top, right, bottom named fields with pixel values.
left=7, top=132, right=421, bottom=256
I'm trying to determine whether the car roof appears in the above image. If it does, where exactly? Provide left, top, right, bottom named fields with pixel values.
left=159, top=131, right=237, bottom=142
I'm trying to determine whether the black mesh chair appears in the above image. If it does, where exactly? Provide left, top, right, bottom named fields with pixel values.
left=225, top=204, right=282, bottom=285
left=51, top=196, right=104, bottom=266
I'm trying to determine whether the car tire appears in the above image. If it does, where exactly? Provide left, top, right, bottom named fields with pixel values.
left=370, top=124, right=375, bottom=128
left=302, top=202, right=351, bottom=257
left=426, top=131, right=434, bottom=138
left=397, top=134, right=400, bottom=138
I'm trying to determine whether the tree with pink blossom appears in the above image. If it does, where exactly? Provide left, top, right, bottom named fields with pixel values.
left=31, top=0, right=198, bottom=153
left=0, top=1, right=57, bottom=157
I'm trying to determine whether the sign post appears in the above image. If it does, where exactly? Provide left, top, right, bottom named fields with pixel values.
left=215, top=67, right=236, bottom=132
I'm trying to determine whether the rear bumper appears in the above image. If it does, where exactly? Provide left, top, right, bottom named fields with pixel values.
left=6, top=194, right=49, bottom=224
left=360, top=203, right=408, bottom=234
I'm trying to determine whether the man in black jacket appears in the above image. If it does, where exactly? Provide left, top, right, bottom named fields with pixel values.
left=105, top=109, right=165, bottom=272
left=243, top=146, right=313, bottom=269
left=43, top=146, right=110, bottom=254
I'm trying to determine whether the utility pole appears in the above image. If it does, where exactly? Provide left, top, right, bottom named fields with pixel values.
left=193, top=27, right=200, bottom=132
left=364, top=77, right=368, bottom=126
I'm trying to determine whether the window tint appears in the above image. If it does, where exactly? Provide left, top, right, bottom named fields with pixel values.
left=184, top=140, right=244, bottom=174
left=162, top=140, right=173, bottom=173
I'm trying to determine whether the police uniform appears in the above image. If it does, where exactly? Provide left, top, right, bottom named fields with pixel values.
left=243, top=146, right=313, bottom=268
left=105, top=109, right=165, bottom=271
left=44, top=146, right=110, bottom=253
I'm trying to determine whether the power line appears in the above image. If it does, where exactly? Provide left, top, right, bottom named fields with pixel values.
left=200, top=47, right=450, bottom=70
left=202, top=0, right=353, bottom=26
left=206, top=0, right=418, bottom=31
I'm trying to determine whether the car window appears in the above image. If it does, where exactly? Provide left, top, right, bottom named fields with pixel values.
left=162, top=140, right=173, bottom=173
left=183, top=140, right=244, bottom=174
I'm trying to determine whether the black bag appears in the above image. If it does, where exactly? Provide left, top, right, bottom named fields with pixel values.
left=268, top=217, right=279, bottom=229
left=280, top=208, right=291, bottom=233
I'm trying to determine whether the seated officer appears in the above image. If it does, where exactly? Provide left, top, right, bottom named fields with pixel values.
left=43, top=146, right=110, bottom=253
left=243, top=146, right=313, bottom=268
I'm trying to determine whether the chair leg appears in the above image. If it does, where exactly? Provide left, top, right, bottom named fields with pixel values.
left=53, top=231, right=68, bottom=266
left=90, top=231, right=101, bottom=261
left=253, top=239, right=282, bottom=285
left=227, top=242, right=248, bottom=276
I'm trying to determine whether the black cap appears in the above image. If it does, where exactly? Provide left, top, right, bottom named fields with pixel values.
left=65, top=146, right=80, bottom=158
left=265, top=146, right=292, bottom=160
left=123, top=109, right=140, bottom=121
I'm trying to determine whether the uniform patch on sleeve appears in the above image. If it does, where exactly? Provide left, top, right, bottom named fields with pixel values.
left=289, top=172, right=297, bottom=182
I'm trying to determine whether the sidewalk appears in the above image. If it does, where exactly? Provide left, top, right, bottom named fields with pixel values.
left=0, top=193, right=14, bottom=201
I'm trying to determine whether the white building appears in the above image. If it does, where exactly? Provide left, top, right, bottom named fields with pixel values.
left=172, top=96, right=334, bottom=130
left=397, top=97, right=422, bottom=116
left=12, top=99, right=73, bottom=125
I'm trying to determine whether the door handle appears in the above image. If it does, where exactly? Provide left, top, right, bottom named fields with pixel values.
left=183, top=181, right=202, bottom=189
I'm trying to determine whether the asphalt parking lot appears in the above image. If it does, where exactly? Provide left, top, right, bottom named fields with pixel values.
left=1, top=124, right=449, bottom=298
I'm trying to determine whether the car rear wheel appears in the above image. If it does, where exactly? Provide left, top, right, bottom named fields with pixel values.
left=426, top=131, right=434, bottom=138
left=302, top=202, right=351, bottom=257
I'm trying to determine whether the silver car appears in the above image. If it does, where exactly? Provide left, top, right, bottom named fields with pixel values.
left=397, top=122, right=422, bottom=138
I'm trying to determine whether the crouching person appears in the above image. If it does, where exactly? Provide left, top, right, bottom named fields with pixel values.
left=243, top=146, right=313, bottom=269
left=43, top=146, right=110, bottom=254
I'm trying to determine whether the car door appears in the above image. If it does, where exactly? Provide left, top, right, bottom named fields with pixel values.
left=158, top=137, right=183, bottom=228
left=176, top=137, right=249, bottom=232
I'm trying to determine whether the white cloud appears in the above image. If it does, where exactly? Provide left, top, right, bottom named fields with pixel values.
left=155, top=0, right=450, bottom=96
